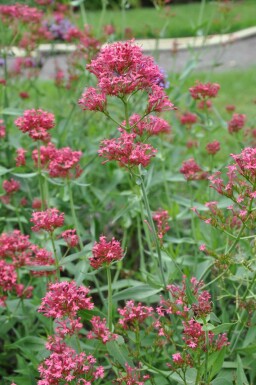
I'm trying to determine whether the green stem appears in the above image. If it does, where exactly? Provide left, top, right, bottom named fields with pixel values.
left=107, top=266, right=112, bottom=330
left=37, top=143, right=46, bottom=209
left=67, top=179, right=83, bottom=250
left=140, top=175, right=167, bottom=289
left=137, top=215, right=146, bottom=276
left=50, top=232, right=60, bottom=280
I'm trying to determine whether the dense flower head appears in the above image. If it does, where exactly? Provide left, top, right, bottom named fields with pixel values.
left=78, top=87, right=107, bottom=112
left=0, top=260, right=17, bottom=292
left=153, top=209, right=170, bottom=239
left=32, top=142, right=57, bottom=168
left=226, top=104, right=236, bottom=112
left=180, top=158, right=208, bottom=181
left=88, top=316, right=118, bottom=343
left=0, top=119, right=6, bottom=138
left=180, top=112, right=197, bottom=126
left=38, top=281, right=94, bottom=318
left=228, top=113, right=246, bottom=134
left=38, top=341, right=104, bottom=385
left=48, top=147, right=82, bottom=178
left=206, top=141, right=221, bottom=155
left=32, top=198, right=43, bottom=210
left=159, top=276, right=212, bottom=318
left=99, top=129, right=157, bottom=168
left=2, top=178, right=20, bottom=194
left=189, top=81, right=220, bottom=100
left=15, top=148, right=26, bottom=167
left=118, top=300, right=153, bottom=329
left=61, top=229, right=79, bottom=248
left=31, top=208, right=65, bottom=232
left=90, top=236, right=123, bottom=269
left=15, top=109, right=55, bottom=141
left=197, top=99, right=212, bottom=110
left=0, top=4, right=43, bottom=24
left=29, top=245, right=55, bottom=276
left=87, top=40, right=167, bottom=96
left=128, top=114, right=171, bottom=136
left=183, top=319, right=229, bottom=351
left=0, top=230, right=31, bottom=260
left=231, top=147, right=256, bottom=181
left=147, top=85, right=175, bottom=113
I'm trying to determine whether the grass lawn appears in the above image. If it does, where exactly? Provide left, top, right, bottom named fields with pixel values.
left=80, top=0, right=256, bottom=39
left=176, top=66, right=256, bottom=118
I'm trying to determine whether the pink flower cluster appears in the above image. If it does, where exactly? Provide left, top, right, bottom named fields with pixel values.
left=0, top=119, right=6, bottom=138
left=79, top=87, right=107, bottom=112
left=90, top=235, right=123, bottom=269
left=0, top=4, right=43, bottom=24
left=206, top=140, right=220, bottom=155
left=37, top=282, right=104, bottom=384
left=99, top=130, right=157, bottom=168
left=180, top=158, right=208, bottom=181
left=228, top=113, right=246, bottom=134
left=189, top=81, right=220, bottom=100
left=153, top=209, right=170, bottom=239
left=87, top=40, right=166, bottom=97
left=15, top=109, right=55, bottom=142
left=128, top=114, right=171, bottom=136
left=31, top=208, right=65, bottom=232
left=180, top=112, right=198, bottom=127
left=38, top=281, right=94, bottom=318
left=87, top=316, right=118, bottom=344
left=118, top=300, right=153, bottom=329
left=38, top=337, right=104, bottom=385
left=1, top=178, right=20, bottom=205
left=15, top=148, right=27, bottom=167
left=61, top=229, right=79, bottom=248
left=32, top=142, right=82, bottom=179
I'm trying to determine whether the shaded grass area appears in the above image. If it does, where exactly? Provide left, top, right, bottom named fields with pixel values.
left=172, top=66, right=256, bottom=118
left=80, top=1, right=256, bottom=39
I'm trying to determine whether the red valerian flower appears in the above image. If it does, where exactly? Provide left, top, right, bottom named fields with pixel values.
left=90, top=236, right=123, bottom=269
left=180, top=158, right=208, bottom=181
left=2, top=178, right=20, bottom=194
left=38, top=281, right=94, bottom=318
left=153, top=209, right=170, bottom=239
left=61, top=229, right=79, bottom=248
left=31, top=208, right=64, bottom=232
left=87, top=40, right=167, bottom=96
left=15, top=148, right=26, bottom=167
left=228, top=113, right=246, bottom=134
left=99, top=129, right=157, bottom=168
left=206, top=141, right=221, bottom=155
left=118, top=300, right=153, bottom=329
left=15, top=109, right=55, bottom=141
left=48, top=147, right=82, bottom=179
left=189, top=81, right=220, bottom=100
left=78, top=87, right=107, bottom=112
left=88, top=316, right=118, bottom=344
left=180, top=112, right=197, bottom=126
left=128, top=114, right=171, bottom=136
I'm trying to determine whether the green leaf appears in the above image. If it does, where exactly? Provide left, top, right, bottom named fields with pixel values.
left=212, top=378, right=233, bottom=385
left=2, top=107, right=24, bottom=116
left=212, top=323, right=235, bottom=334
left=236, top=355, right=249, bottom=385
left=26, top=265, right=56, bottom=272
left=59, top=249, right=87, bottom=265
left=0, top=165, right=12, bottom=176
left=185, top=277, right=197, bottom=305
left=12, top=172, right=38, bottom=178
left=208, top=348, right=226, bottom=380
left=106, top=340, right=134, bottom=369
left=112, top=284, right=162, bottom=301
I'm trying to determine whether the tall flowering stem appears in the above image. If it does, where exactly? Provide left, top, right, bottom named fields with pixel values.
left=37, top=142, right=46, bottom=210
left=106, top=266, right=113, bottom=330
left=67, top=179, right=83, bottom=250
left=139, top=174, right=167, bottom=289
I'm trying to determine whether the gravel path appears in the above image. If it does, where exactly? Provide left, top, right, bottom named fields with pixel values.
left=38, top=35, right=256, bottom=79
left=4, top=35, right=256, bottom=80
